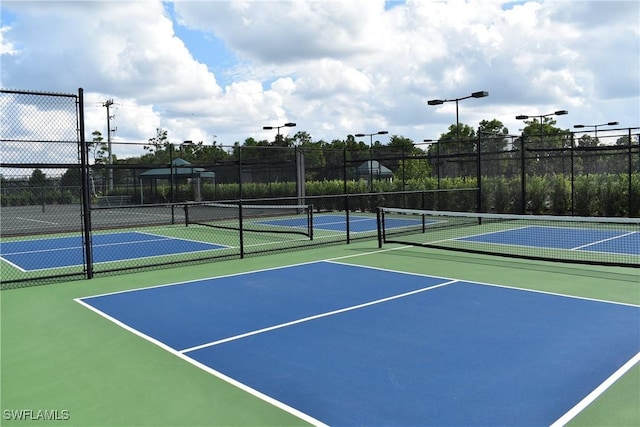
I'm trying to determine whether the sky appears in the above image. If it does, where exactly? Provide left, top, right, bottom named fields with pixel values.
left=1, top=0, right=639, bottom=159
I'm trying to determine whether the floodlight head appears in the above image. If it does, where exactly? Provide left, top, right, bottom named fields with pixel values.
left=471, top=91, right=489, bottom=98
left=428, top=99, right=444, bottom=106
left=263, top=126, right=274, bottom=130
left=607, top=121, right=619, bottom=126
left=573, top=124, right=585, bottom=129
left=515, top=115, right=529, bottom=120
left=354, top=133, right=365, bottom=137
left=554, top=110, right=568, bottom=116
left=377, top=131, right=389, bottom=135
left=284, top=122, right=296, bottom=127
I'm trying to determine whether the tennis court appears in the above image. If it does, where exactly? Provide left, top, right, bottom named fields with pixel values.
left=0, top=232, right=227, bottom=271
left=458, top=225, right=639, bottom=255
left=2, top=234, right=639, bottom=426
left=263, top=213, right=423, bottom=233
left=76, top=261, right=639, bottom=426
left=0, top=211, right=420, bottom=275
left=379, top=208, right=640, bottom=267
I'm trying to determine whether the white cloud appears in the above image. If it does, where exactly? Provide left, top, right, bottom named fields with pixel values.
left=1, top=0, right=638, bottom=151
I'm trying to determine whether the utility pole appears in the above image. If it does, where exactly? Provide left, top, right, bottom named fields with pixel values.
left=103, top=99, right=115, bottom=191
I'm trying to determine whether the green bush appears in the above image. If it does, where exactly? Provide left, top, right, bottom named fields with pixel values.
left=573, top=175, right=599, bottom=216
left=598, top=174, right=626, bottom=216
left=630, top=173, right=640, bottom=217
left=526, top=175, right=547, bottom=214
left=3, top=172, right=636, bottom=217
left=549, top=174, right=570, bottom=215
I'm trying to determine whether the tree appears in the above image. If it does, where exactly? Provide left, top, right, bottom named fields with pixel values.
left=88, top=131, right=109, bottom=165
left=435, top=123, right=477, bottom=178
left=520, top=117, right=571, bottom=176
left=87, top=130, right=111, bottom=193
left=477, top=119, right=512, bottom=177
left=60, top=167, right=82, bottom=197
left=141, top=129, right=172, bottom=164
left=29, top=169, right=47, bottom=188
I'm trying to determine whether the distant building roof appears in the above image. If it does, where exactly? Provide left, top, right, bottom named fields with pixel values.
left=140, top=158, right=215, bottom=179
left=356, top=160, right=393, bottom=177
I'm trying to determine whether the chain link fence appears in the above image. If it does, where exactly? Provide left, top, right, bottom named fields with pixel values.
left=1, top=88, right=90, bottom=287
left=2, top=88, right=638, bottom=289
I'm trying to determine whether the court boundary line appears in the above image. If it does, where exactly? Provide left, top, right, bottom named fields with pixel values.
left=15, top=216, right=59, bottom=225
left=0, top=255, right=27, bottom=272
left=77, top=260, right=327, bottom=299
left=76, top=249, right=640, bottom=309
left=550, top=351, right=640, bottom=427
left=178, top=279, right=458, bottom=353
left=73, top=297, right=328, bottom=427
left=456, top=225, right=637, bottom=257
left=572, top=231, right=638, bottom=251
left=450, top=226, right=639, bottom=257
left=326, top=260, right=640, bottom=309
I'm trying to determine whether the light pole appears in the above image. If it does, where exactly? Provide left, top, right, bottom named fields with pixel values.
left=573, top=121, right=618, bottom=140
left=355, top=131, right=389, bottom=193
left=516, top=110, right=568, bottom=141
left=423, top=139, right=440, bottom=188
left=515, top=110, right=568, bottom=212
left=264, top=122, right=303, bottom=204
left=428, top=91, right=489, bottom=142
left=263, top=122, right=296, bottom=145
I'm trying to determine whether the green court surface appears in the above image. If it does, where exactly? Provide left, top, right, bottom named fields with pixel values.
left=1, top=239, right=639, bottom=426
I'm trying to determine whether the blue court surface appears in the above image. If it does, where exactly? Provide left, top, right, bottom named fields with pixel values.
left=1, top=232, right=226, bottom=271
left=458, top=225, right=640, bottom=255
left=261, top=213, right=424, bottom=233
left=77, top=261, right=640, bottom=426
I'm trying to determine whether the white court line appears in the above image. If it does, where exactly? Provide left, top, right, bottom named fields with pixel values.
left=16, top=217, right=59, bottom=225
left=0, top=256, right=28, bottom=272
left=178, top=279, right=458, bottom=353
left=73, top=297, right=328, bottom=427
left=572, top=231, right=638, bottom=251
left=550, top=352, right=640, bottom=427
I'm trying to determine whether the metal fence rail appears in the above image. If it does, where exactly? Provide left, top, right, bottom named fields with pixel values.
left=1, top=88, right=638, bottom=289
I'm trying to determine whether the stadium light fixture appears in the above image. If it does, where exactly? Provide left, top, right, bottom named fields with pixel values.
left=427, top=91, right=489, bottom=141
left=354, top=131, right=389, bottom=193
left=573, top=121, right=619, bottom=139
left=516, top=110, right=568, bottom=139
left=263, top=122, right=297, bottom=144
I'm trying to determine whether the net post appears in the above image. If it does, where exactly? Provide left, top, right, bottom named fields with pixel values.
left=308, top=204, right=314, bottom=240
left=239, top=201, right=244, bottom=258
left=376, top=207, right=382, bottom=248
left=345, top=195, right=351, bottom=244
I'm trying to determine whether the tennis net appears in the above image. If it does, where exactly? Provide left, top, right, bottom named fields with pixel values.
left=377, top=207, right=640, bottom=267
left=184, top=202, right=314, bottom=238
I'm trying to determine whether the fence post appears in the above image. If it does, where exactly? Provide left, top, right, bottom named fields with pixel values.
left=78, top=88, right=93, bottom=279
left=520, top=135, right=526, bottom=214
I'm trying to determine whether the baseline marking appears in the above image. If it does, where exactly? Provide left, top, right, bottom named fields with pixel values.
left=550, top=351, right=640, bottom=427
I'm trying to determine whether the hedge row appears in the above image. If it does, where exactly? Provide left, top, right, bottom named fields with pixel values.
left=481, top=173, right=639, bottom=216
left=202, top=173, right=639, bottom=217
left=2, top=173, right=638, bottom=217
